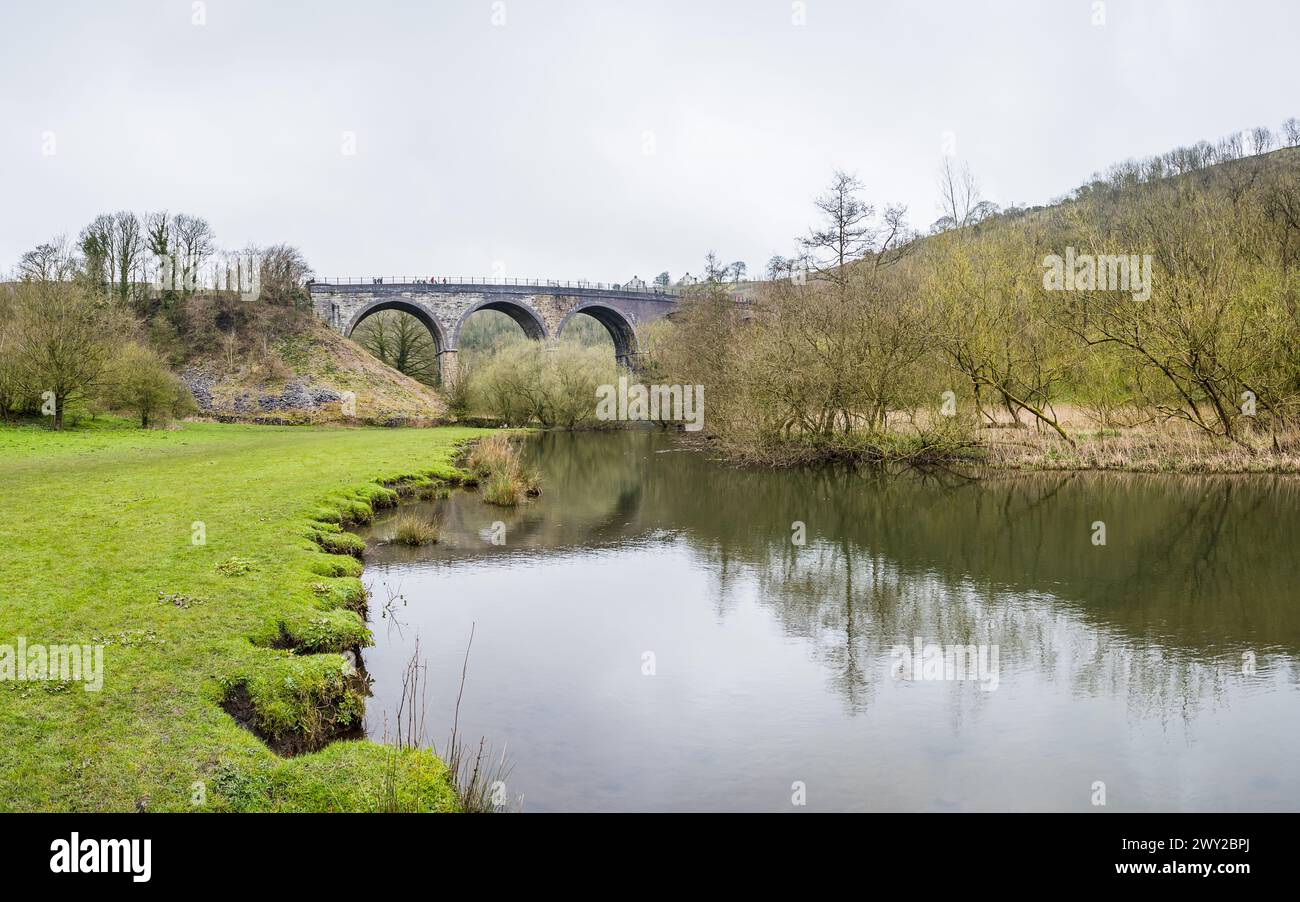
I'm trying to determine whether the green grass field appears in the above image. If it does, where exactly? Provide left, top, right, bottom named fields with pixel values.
left=0, top=418, right=488, bottom=811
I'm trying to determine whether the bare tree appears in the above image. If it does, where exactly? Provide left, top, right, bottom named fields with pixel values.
left=141, top=210, right=180, bottom=306
left=75, top=212, right=146, bottom=304
left=799, top=170, right=876, bottom=283
left=1250, top=126, right=1275, bottom=156
left=703, top=251, right=729, bottom=283
left=875, top=203, right=919, bottom=266
left=145, top=210, right=172, bottom=258
left=256, top=243, right=313, bottom=306
left=112, top=210, right=146, bottom=305
left=173, top=213, right=215, bottom=294
left=766, top=255, right=798, bottom=280
left=78, top=214, right=114, bottom=293
left=1216, top=132, right=1244, bottom=162
left=17, top=235, right=78, bottom=283
left=1194, top=140, right=1216, bottom=167
left=1283, top=117, right=1300, bottom=148
left=937, top=158, right=980, bottom=230
left=354, top=310, right=439, bottom=384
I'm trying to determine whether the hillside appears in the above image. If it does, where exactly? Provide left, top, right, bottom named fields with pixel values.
left=651, top=135, right=1300, bottom=470
left=175, top=306, right=447, bottom=426
left=979, top=143, right=1300, bottom=234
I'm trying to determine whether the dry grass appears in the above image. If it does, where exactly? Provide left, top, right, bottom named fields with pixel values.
left=981, top=407, right=1300, bottom=473
left=467, top=433, right=539, bottom=506
left=480, top=469, right=528, bottom=506
left=466, top=433, right=516, bottom=476
left=723, top=402, right=1300, bottom=474
left=383, top=630, right=518, bottom=813
left=393, top=512, right=439, bottom=546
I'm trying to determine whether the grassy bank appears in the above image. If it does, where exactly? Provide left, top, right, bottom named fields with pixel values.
left=0, top=417, right=488, bottom=811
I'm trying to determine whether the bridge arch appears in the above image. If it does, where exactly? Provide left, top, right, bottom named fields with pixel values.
left=344, top=298, right=447, bottom=355
left=452, top=298, right=549, bottom=347
left=557, top=302, right=639, bottom=367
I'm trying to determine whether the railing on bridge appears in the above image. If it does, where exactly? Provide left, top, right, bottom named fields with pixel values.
left=308, top=276, right=682, bottom=296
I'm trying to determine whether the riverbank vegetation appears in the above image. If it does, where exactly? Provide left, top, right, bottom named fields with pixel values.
left=0, top=418, right=487, bottom=811
left=461, top=339, right=620, bottom=428
left=646, top=126, right=1300, bottom=472
left=394, top=511, right=440, bottom=546
left=466, top=432, right=540, bottom=505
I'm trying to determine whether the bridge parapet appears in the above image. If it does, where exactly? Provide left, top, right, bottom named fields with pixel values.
left=310, top=277, right=680, bottom=298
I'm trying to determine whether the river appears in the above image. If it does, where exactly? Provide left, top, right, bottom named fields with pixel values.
left=357, top=430, right=1300, bottom=812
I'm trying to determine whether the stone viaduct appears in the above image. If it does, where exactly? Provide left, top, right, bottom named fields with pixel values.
left=309, top=278, right=683, bottom=385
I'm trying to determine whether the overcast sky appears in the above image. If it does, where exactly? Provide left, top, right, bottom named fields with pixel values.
left=2, top=0, right=1297, bottom=282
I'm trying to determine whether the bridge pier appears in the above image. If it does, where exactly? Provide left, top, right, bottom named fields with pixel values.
left=438, top=349, right=460, bottom=390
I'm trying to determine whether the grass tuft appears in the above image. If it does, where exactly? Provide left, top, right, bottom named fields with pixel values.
left=393, top=512, right=439, bottom=546
left=216, top=556, right=256, bottom=576
left=467, top=434, right=540, bottom=507
left=314, top=529, right=367, bottom=558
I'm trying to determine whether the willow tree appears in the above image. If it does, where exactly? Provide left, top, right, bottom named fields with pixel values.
left=1062, top=177, right=1276, bottom=440
left=923, top=223, right=1076, bottom=443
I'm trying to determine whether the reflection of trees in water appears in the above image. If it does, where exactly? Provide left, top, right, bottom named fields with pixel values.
left=366, top=432, right=654, bottom=561
left=622, top=433, right=1300, bottom=718
left=618, top=440, right=1300, bottom=654
left=369, top=431, right=1300, bottom=718
left=705, top=536, right=1291, bottom=725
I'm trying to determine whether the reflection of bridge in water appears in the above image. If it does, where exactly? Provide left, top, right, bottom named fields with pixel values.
left=310, top=278, right=690, bottom=385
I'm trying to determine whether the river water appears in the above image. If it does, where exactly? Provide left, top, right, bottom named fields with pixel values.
left=358, top=430, right=1300, bottom=812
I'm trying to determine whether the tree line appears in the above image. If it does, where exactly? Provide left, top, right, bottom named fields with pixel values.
left=17, top=210, right=312, bottom=314
left=2, top=211, right=314, bottom=429
left=646, top=118, right=1300, bottom=463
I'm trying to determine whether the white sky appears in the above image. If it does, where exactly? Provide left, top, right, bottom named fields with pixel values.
left=2, top=0, right=1297, bottom=282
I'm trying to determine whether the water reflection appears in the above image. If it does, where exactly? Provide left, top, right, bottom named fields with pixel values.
left=358, top=431, right=1300, bottom=811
